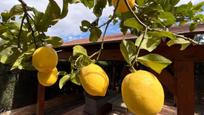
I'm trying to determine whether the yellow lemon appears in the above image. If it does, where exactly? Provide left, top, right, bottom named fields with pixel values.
left=112, top=0, right=135, bottom=13
left=37, top=67, right=58, bottom=87
left=122, top=70, right=164, bottom=115
left=32, top=47, right=58, bottom=72
left=80, top=63, right=109, bottom=96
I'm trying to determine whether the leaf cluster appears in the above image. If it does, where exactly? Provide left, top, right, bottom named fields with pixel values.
left=59, top=45, right=93, bottom=89
left=0, top=0, right=68, bottom=70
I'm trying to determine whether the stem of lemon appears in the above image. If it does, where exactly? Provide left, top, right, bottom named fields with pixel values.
left=133, top=27, right=148, bottom=67
left=90, top=0, right=120, bottom=60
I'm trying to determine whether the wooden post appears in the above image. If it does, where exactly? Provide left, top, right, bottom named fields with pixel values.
left=37, top=83, right=45, bottom=115
left=174, top=61, right=194, bottom=115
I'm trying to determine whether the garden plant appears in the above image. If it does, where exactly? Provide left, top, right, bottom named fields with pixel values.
left=0, top=0, right=204, bottom=114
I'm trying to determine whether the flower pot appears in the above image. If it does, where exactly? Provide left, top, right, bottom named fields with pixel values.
left=83, top=92, right=112, bottom=115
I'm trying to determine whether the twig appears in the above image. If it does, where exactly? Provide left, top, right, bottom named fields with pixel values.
left=150, top=28, right=199, bottom=44
left=96, top=21, right=110, bottom=60
left=133, top=27, right=148, bottom=66
left=124, top=0, right=199, bottom=46
left=124, top=0, right=147, bottom=28
left=99, top=18, right=112, bottom=28
left=18, top=0, right=38, bottom=48
left=27, top=14, right=46, bottom=42
left=17, top=14, right=26, bottom=50
left=174, top=34, right=199, bottom=45
left=89, top=0, right=120, bottom=60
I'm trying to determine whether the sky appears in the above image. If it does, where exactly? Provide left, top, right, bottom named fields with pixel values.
left=0, top=0, right=203, bottom=42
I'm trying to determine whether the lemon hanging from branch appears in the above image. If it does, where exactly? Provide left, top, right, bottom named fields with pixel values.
left=122, top=70, right=164, bottom=114
left=32, top=46, right=58, bottom=72
left=80, top=63, right=109, bottom=96
left=112, top=0, right=135, bottom=13
left=37, top=67, right=58, bottom=87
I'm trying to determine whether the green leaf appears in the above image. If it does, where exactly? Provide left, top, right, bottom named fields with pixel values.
left=45, top=0, right=61, bottom=24
left=175, top=2, right=193, bottom=17
left=70, top=71, right=81, bottom=85
left=148, top=31, right=176, bottom=40
left=89, top=26, right=102, bottom=42
left=73, top=45, right=88, bottom=56
left=170, top=0, right=180, bottom=6
left=193, top=2, right=204, bottom=11
left=0, top=41, right=13, bottom=52
left=120, top=40, right=136, bottom=64
left=189, top=22, right=198, bottom=32
left=136, top=0, right=144, bottom=6
left=0, top=47, right=21, bottom=64
left=154, top=0, right=178, bottom=10
left=58, top=71, right=68, bottom=76
left=80, top=20, right=91, bottom=32
left=67, top=0, right=80, bottom=3
left=138, top=53, right=172, bottom=74
left=59, top=74, right=70, bottom=89
left=32, top=9, right=45, bottom=31
left=0, top=55, right=9, bottom=64
left=45, top=36, right=63, bottom=48
left=60, top=0, right=69, bottom=19
left=11, top=48, right=35, bottom=70
left=38, top=0, right=61, bottom=31
left=135, top=34, right=161, bottom=52
left=93, top=0, right=107, bottom=17
left=167, top=37, right=191, bottom=51
left=158, top=12, right=176, bottom=26
left=124, top=18, right=144, bottom=31
left=9, top=4, right=24, bottom=17
left=75, top=55, right=92, bottom=68
left=81, top=0, right=94, bottom=8
left=1, top=12, right=10, bottom=22
left=193, top=14, right=204, bottom=22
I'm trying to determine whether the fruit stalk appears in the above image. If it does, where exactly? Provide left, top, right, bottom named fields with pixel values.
left=91, top=0, right=120, bottom=60
left=133, top=27, right=148, bottom=67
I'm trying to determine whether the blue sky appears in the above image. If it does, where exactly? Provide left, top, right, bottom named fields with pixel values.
left=0, top=0, right=203, bottom=42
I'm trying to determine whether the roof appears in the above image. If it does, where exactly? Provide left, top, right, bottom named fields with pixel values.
left=62, top=24, right=204, bottom=47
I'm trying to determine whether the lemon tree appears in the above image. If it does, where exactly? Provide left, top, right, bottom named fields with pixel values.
left=58, top=0, right=204, bottom=114
left=1, top=0, right=204, bottom=79
left=0, top=0, right=67, bottom=70
left=0, top=0, right=204, bottom=113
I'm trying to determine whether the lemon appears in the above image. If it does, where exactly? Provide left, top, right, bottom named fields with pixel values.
left=80, top=63, right=109, bottom=96
left=32, top=47, right=58, bottom=72
left=122, top=70, right=164, bottom=115
left=37, top=67, right=58, bottom=87
left=112, top=0, right=135, bottom=13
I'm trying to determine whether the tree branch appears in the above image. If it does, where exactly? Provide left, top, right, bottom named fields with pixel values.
left=124, top=0, right=147, bottom=28
left=17, top=14, right=26, bottom=50
left=90, top=0, right=120, bottom=60
left=18, top=0, right=38, bottom=48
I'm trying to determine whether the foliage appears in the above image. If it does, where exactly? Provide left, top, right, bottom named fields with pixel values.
left=0, top=0, right=67, bottom=70
left=0, top=0, right=204, bottom=88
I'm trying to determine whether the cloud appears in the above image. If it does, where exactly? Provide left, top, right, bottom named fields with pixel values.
left=177, top=0, right=203, bottom=6
left=0, top=0, right=203, bottom=42
left=46, top=4, right=114, bottom=41
left=0, top=1, right=19, bottom=12
left=0, top=0, right=114, bottom=41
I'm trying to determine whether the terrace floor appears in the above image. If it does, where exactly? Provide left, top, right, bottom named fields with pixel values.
left=1, top=93, right=204, bottom=115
